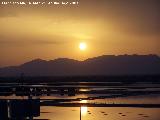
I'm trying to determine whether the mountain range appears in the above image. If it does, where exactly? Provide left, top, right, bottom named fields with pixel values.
left=0, top=55, right=160, bottom=76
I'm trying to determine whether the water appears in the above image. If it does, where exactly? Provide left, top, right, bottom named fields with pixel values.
left=35, top=93, right=160, bottom=120
left=37, top=107, right=160, bottom=120
left=1, top=79, right=160, bottom=120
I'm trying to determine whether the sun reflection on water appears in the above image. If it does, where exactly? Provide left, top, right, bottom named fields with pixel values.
left=80, top=100, right=88, bottom=116
left=81, top=106, right=88, bottom=115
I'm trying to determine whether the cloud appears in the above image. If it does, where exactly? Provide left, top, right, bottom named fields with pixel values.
left=0, top=39, right=62, bottom=45
left=0, top=0, right=159, bottom=39
left=0, top=34, right=69, bottom=45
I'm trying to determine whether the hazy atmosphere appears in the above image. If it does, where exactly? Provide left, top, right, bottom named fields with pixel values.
left=0, top=0, right=160, bottom=67
left=0, top=1, right=160, bottom=120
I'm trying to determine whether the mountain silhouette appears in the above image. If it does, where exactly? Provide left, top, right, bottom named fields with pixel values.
left=0, top=55, right=160, bottom=76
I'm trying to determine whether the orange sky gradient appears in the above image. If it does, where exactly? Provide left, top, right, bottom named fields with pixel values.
left=0, top=0, right=159, bottom=67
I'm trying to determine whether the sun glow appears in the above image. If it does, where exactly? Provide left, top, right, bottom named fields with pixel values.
left=79, top=42, right=87, bottom=51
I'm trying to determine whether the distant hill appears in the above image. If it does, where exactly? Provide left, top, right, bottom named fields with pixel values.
left=0, top=55, right=160, bottom=76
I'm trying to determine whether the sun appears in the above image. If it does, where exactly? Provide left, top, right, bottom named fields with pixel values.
left=79, top=42, right=87, bottom=51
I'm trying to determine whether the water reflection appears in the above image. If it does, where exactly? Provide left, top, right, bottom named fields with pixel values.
left=79, top=88, right=89, bottom=92
left=80, top=100, right=87, bottom=103
left=81, top=106, right=88, bottom=115
left=38, top=107, right=160, bottom=120
left=80, top=100, right=88, bottom=116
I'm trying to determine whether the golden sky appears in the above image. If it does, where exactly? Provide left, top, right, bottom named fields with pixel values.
left=0, top=0, right=159, bottom=67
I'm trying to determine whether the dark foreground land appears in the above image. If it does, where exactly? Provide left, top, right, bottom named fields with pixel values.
left=0, top=75, right=160, bottom=120
left=0, top=75, right=160, bottom=83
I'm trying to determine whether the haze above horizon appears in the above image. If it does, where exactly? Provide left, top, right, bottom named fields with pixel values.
left=0, top=0, right=159, bottom=67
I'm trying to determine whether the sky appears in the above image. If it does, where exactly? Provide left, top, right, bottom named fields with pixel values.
left=0, top=0, right=160, bottom=67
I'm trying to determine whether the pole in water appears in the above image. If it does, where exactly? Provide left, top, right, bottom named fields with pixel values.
left=80, top=106, right=81, bottom=120
left=29, top=116, right=33, bottom=120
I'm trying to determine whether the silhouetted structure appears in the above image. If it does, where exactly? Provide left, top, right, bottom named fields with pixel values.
left=0, top=100, right=8, bottom=119
left=0, top=99, right=40, bottom=120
